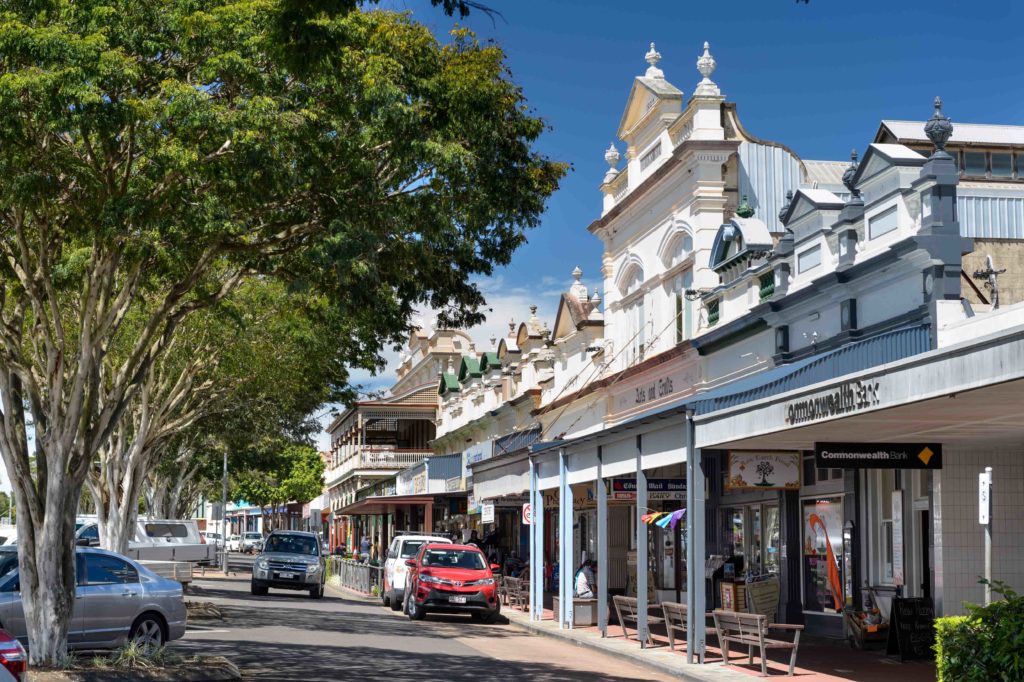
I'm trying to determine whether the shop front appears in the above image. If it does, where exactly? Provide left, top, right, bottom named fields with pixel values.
left=689, top=317, right=1024, bottom=658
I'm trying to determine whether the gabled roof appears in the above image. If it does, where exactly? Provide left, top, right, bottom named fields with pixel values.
left=457, top=356, right=482, bottom=383
left=479, top=352, right=501, bottom=373
left=781, top=188, right=845, bottom=225
left=552, top=292, right=596, bottom=340
left=437, top=372, right=459, bottom=396
left=617, top=77, right=683, bottom=140
left=710, top=217, right=774, bottom=272
left=877, top=120, right=1024, bottom=147
left=497, top=337, right=520, bottom=358
left=850, top=143, right=926, bottom=186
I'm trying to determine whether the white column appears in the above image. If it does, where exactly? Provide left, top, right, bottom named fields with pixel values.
left=597, top=446, right=608, bottom=637
left=685, top=411, right=707, bottom=663
left=529, top=455, right=542, bottom=621
left=636, top=435, right=649, bottom=646
left=558, top=448, right=574, bottom=628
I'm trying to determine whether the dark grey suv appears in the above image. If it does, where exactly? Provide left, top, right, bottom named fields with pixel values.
left=250, top=531, right=325, bottom=599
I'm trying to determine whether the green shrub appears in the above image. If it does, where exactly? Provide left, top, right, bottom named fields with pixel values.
left=935, top=580, right=1024, bottom=681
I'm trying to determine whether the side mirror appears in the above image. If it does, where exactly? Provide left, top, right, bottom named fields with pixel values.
left=75, top=537, right=91, bottom=547
left=404, top=559, right=416, bottom=568
left=490, top=564, right=501, bottom=572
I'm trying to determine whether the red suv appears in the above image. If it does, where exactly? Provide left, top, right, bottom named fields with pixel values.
left=404, top=543, right=501, bottom=623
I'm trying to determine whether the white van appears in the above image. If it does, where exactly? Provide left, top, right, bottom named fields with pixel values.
left=382, top=533, right=453, bottom=611
left=75, top=518, right=215, bottom=563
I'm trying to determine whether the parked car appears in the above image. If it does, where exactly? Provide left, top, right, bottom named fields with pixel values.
left=0, top=550, right=16, bottom=580
left=226, top=535, right=242, bottom=552
left=0, top=629, right=26, bottom=681
left=240, top=532, right=263, bottom=554
left=75, top=519, right=215, bottom=564
left=382, top=534, right=452, bottom=612
left=0, top=548, right=187, bottom=653
left=250, top=531, right=325, bottom=598
left=200, top=531, right=223, bottom=546
left=403, top=543, right=501, bottom=623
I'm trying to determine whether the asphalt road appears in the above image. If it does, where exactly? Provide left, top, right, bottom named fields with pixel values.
left=175, top=570, right=672, bottom=682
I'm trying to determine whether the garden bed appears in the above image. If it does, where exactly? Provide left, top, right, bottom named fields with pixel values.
left=30, top=654, right=240, bottom=682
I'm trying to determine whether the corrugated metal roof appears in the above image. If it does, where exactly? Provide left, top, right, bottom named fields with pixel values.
left=494, top=427, right=542, bottom=457
left=428, top=454, right=461, bottom=481
left=882, top=120, right=1024, bottom=146
left=739, top=142, right=803, bottom=233
left=690, top=325, right=931, bottom=416
left=959, top=191, right=1024, bottom=239
left=803, top=160, right=847, bottom=188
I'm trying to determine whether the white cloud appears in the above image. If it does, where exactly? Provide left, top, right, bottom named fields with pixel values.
left=316, top=270, right=602, bottom=450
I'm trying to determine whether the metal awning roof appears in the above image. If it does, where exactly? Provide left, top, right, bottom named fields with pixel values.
left=336, top=494, right=438, bottom=516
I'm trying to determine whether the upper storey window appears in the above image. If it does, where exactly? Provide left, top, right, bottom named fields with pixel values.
left=868, top=206, right=898, bottom=240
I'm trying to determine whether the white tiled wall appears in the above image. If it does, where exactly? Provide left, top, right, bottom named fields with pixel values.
left=937, top=445, right=1024, bottom=616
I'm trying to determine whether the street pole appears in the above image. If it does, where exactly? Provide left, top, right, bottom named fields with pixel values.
left=981, top=467, right=993, bottom=604
left=221, top=449, right=229, bottom=574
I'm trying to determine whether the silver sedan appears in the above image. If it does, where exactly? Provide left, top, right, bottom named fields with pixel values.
left=0, top=548, right=187, bottom=653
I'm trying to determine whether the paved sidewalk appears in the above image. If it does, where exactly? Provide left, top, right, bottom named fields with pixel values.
left=504, top=608, right=937, bottom=681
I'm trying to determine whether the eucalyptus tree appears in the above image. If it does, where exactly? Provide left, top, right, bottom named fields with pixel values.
left=0, top=1, right=563, bottom=662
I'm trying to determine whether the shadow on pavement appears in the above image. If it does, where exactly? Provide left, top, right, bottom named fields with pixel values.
left=174, top=639, right=655, bottom=682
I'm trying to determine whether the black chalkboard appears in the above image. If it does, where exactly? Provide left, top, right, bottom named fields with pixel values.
left=886, top=597, right=935, bottom=661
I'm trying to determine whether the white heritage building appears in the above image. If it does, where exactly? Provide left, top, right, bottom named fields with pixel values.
left=408, top=41, right=1024, bottom=665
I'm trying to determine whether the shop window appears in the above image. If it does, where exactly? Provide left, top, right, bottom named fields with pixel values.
left=722, top=504, right=780, bottom=578
left=868, top=205, right=898, bottom=240
left=991, top=153, right=1013, bottom=178
left=964, top=151, right=987, bottom=176
left=802, top=497, right=844, bottom=614
left=797, top=245, right=821, bottom=273
left=875, top=469, right=896, bottom=584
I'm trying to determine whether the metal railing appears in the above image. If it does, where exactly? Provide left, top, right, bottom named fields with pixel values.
left=325, top=447, right=430, bottom=484
left=327, top=557, right=384, bottom=596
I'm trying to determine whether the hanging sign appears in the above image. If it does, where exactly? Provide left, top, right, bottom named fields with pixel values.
left=522, top=503, right=532, bottom=526
left=726, top=452, right=801, bottom=491
left=979, top=470, right=991, bottom=525
left=814, top=443, right=942, bottom=469
left=481, top=503, right=495, bottom=524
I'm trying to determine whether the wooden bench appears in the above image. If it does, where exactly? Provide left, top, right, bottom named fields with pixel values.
left=713, top=609, right=803, bottom=677
left=612, top=595, right=664, bottom=646
left=505, top=577, right=529, bottom=611
left=661, top=601, right=717, bottom=653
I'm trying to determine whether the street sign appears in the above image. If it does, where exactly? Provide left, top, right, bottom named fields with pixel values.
left=522, top=502, right=532, bottom=526
left=979, top=470, right=991, bottom=525
left=814, top=442, right=942, bottom=469
left=481, top=503, right=495, bottom=524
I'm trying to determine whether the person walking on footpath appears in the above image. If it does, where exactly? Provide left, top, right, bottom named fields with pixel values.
left=359, top=535, right=371, bottom=563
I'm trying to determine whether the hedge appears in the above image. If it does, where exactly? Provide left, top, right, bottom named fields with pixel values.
left=935, top=581, right=1024, bottom=681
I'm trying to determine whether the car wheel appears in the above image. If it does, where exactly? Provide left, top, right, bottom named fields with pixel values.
left=130, top=613, right=166, bottom=655
left=389, top=590, right=402, bottom=611
left=382, top=584, right=390, bottom=607
left=309, top=584, right=324, bottom=599
left=250, top=580, right=268, bottom=596
left=406, top=594, right=425, bottom=621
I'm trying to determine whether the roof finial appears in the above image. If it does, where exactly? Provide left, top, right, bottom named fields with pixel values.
left=842, top=149, right=863, bottom=203
left=694, top=41, right=720, bottom=97
left=736, top=194, right=754, bottom=219
left=924, top=96, right=954, bottom=159
left=490, top=334, right=497, bottom=349
left=644, top=42, right=664, bottom=79
left=604, top=142, right=620, bottom=184
left=508, top=317, right=516, bottom=335
left=778, top=189, right=794, bottom=224
left=572, top=266, right=583, bottom=282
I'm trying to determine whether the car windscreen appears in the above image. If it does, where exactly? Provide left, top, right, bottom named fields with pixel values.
left=421, top=548, right=486, bottom=570
left=400, top=540, right=426, bottom=558
left=245, top=533, right=261, bottom=539
left=264, top=534, right=317, bottom=555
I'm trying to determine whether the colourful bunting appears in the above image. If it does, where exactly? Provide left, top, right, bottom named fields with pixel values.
left=640, top=507, right=686, bottom=527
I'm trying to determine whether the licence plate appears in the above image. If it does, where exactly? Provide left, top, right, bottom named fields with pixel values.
left=278, top=572, right=295, bottom=579
left=448, top=595, right=467, bottom=604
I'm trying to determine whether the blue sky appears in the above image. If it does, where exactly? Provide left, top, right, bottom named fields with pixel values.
left=322, top=0, right=1024, bottom=441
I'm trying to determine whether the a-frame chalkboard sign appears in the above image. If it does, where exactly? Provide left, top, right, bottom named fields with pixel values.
left=886, top=596, right=935, bottom=661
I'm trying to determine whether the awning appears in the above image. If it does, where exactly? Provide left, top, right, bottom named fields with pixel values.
left=473, top=459, right=529, bottom=500
left=336, top=494, right=437, bottom=516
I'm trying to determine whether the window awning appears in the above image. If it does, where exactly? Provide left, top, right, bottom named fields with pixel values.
left=336, top=493, right=440, bottom=516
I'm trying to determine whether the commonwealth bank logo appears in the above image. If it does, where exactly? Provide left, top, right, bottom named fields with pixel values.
left=917, top=446, right=935, bottom=466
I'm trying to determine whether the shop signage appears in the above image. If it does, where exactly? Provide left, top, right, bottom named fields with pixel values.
left=814, top=442, right=942, bottom=470
left=892, top=490, right=904, bottom=586
left=610, top=478, right=686, bottom=501
left=481, top=503, right=495, bottom=524
left=886, top=597, right=935, bottom=661
left=445, top=476, right=465, bottom=493
left=522, top=503, right=532, bottom=526
left=785, top=379, right=880, bottom=425
left=611, top=362, right=698, bottom=415
left=979, top=470, right=991, bottom=525
left=413, top=472, right=427, bottom=494
left=544, top=484, right=599, bottom=509
left=725, top=452, right=801, bottom=491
